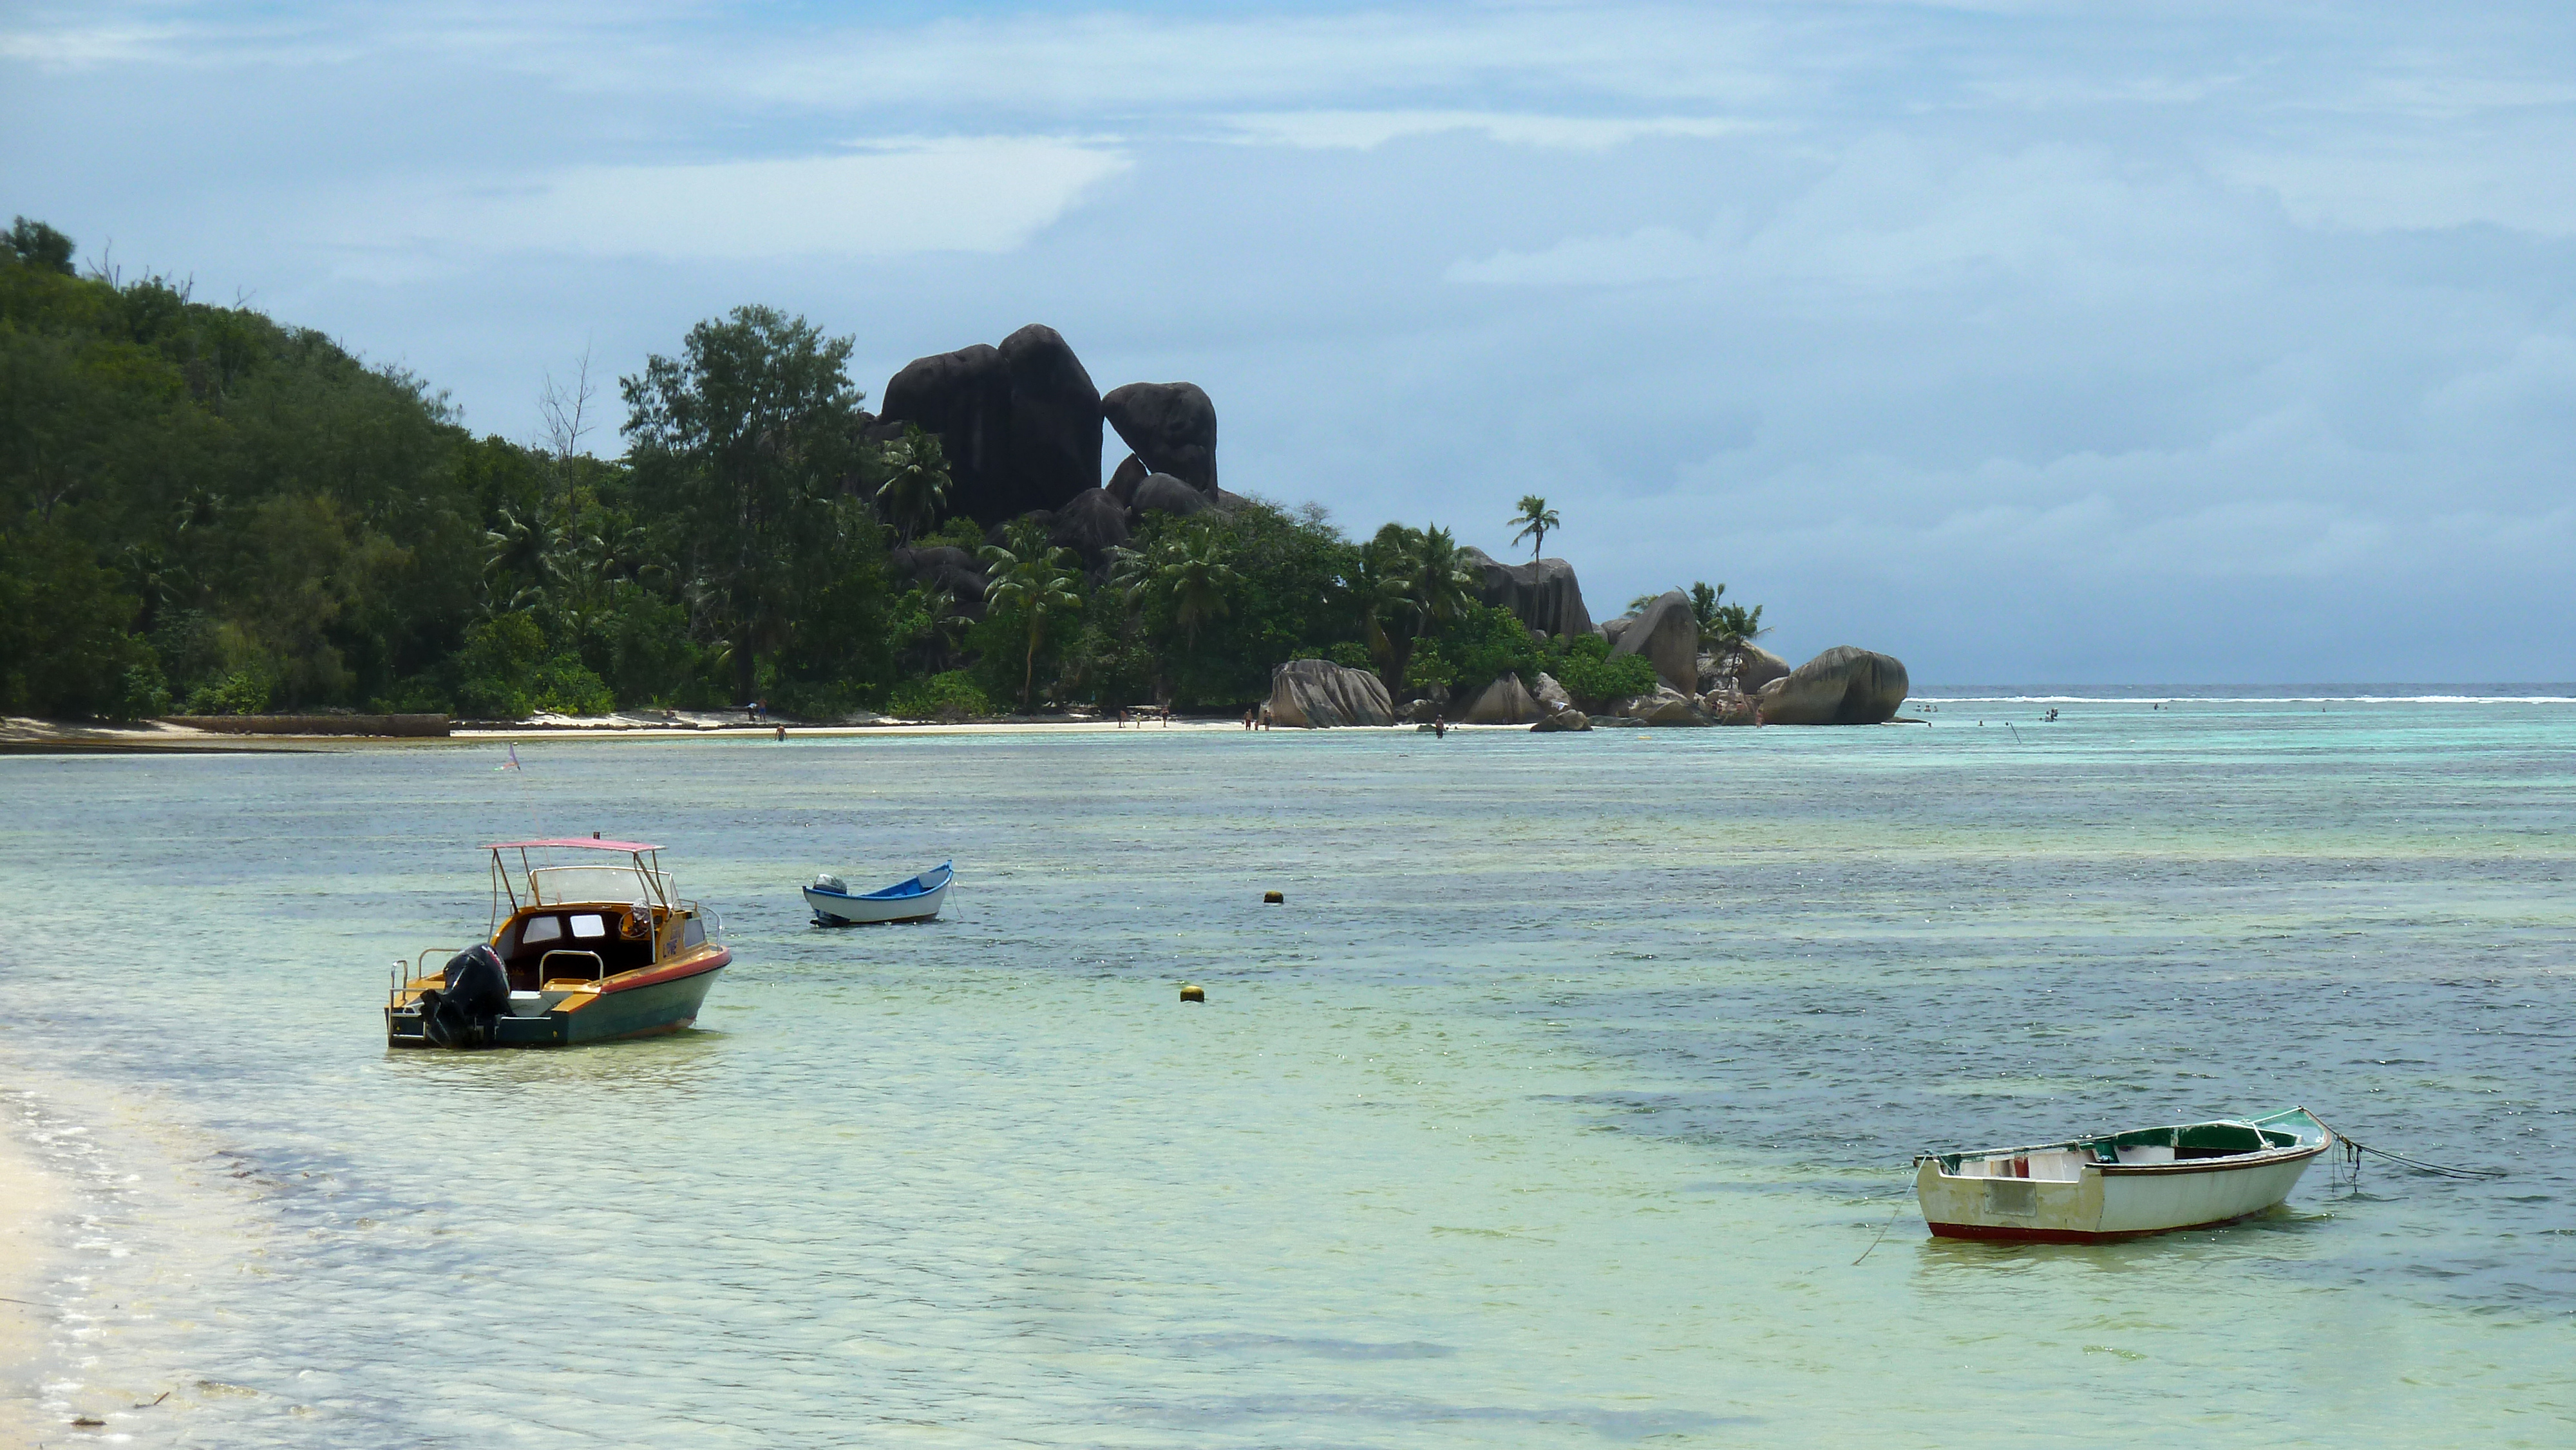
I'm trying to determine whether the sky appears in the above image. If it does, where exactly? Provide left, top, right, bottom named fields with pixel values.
left=6, top=1, right=2573, bottom=683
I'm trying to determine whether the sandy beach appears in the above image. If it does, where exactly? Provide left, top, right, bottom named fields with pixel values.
left=2, top=712, right=1277, bottom=753
left=0, top=1102, right=64, bottom=1444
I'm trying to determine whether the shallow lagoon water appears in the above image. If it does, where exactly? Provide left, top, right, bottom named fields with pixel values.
left=3, top=699, right=2572, bottom=1445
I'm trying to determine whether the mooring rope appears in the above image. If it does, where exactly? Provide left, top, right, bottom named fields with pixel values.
left=2339, top=1135, right=2505, bottom=1180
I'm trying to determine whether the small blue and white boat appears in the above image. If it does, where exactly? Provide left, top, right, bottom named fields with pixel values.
left=804, top=862, right=953, bottom=926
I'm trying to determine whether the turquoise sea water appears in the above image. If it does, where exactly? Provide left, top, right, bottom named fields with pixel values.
left=2, top=697, right=2571, bottom=1446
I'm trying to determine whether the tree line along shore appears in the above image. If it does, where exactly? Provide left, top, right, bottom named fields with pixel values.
left=3, top=217, right=1904, bottom=732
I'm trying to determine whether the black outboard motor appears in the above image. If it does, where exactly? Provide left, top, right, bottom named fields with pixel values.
left=421, top=944, right=511, bottom=1048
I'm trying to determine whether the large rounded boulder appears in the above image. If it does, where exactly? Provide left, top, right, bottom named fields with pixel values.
left=878, top=324, right=1103, bottom=527
left=1613, top=590, right=1701, bottom=694
left=1103, top=382, right=1218, bottom=494
left=1265, top=659, right=1396, bottom=728
left=1106, top=452, right=1150, bottom=507
left=1459, top=547, right=1595, bottom=639
left=1702, top=643, right=1790, bottom=694
left=1130, top=472, right=1213, bottom=518
left=1457, top=672, right=1542, bottom=724
left=1048, top=489, right=1131, bottom=569
left=1754, top=647, right=1911, bottom=724
left=886, top=545, right=989, bottom=615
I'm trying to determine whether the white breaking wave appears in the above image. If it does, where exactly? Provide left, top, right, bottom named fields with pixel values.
left=1908, top=694, right=2576, bottom=704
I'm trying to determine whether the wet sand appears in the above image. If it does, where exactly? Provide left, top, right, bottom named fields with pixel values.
left=0, top=1106, right=63, bottom=1444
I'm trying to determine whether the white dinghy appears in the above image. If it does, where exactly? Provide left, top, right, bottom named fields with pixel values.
left=1915, top=1107, right=2334, bottom=1243
left=804, top=862, right=952, bottom=926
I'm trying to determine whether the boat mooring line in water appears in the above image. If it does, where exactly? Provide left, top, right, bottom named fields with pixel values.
left=2311, top=1113, right=2505, bottom=1180
left=2336, top=1134, right=2505, bottom=1180
left=1853, top=1203, right=1905, bottom=1265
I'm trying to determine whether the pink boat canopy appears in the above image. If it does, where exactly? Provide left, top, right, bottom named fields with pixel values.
left=484, top=838, right=664, bottom=852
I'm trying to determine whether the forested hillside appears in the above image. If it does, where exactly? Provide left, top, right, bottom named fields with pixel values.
left=1, top=219, right=1686, bottom=722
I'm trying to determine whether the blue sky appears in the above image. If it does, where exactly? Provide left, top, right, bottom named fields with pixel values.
left=7, top=1, right=2573, bottom=681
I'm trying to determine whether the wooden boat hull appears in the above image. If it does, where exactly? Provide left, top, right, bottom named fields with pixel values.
left=1917, top=1151, right=2324, bottom=1243
left=1916, top=1108, right=2333, bottom=1243
left=388, top=948, right=727, bottom=1049
left=804, top=878, right=947, bottom=925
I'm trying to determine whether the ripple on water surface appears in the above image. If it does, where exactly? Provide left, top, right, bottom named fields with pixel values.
left=0, top=700, right=2571, bottom=1446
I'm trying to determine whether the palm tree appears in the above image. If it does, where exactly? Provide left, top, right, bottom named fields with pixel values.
left=979, top=534, right=1084, bottom=712
left=876, top=424, right=953, bottom=544
left=1405, top=524, right=1476, bottom=628
left=1157, top=525, right=1239, bottom=652
left=1685, top=579, right=1766, bottom=647
left=1508, top=494, right=1560, bottom=560
left=482, top=504, right=565, bottom=589
left=1708, top=601, right=1766, bottom=646
left=1353, top=523, right=1424, bottom=681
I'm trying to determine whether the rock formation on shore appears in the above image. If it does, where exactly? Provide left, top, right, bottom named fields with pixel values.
left=1609, top=684, right=1705, bottom=725
left=876, top=325, right=1103, bottom=526
left=884, top=545, right=989, bottom=612
left=1266, top=659, right=1396, bottom=728
left=1130, top=472, right=1213, bottom=518
left=1457, top=672, right=1543, bottom=724
left=1459, top=547, right=1594, bottom=639
left=1701, top=643, right=1790, bottom=695
left=1106, top=453, right=1149, bottom=505
left=873, top=326, right=1249, bottom=592
left=1103, top=382, right=1219, bottom=494
left=1613, top=590, right=1701, bottom=694
left=1754, top=646, right=1910, bottom=725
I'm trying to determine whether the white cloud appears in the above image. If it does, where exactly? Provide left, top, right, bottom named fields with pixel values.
left=1449, top=223, right=1733, bottom=286
left=15, top=0, right=2576, bottom=677
left=0, top=23, right=180, bottom=66
left=339, top=140, right=1129, bottom=263
left=2216, top=127, right=2576, bottom=236
left=1449, top=141, right=2250, bottom=291
left=1221, top=110, right=1763, bottom=151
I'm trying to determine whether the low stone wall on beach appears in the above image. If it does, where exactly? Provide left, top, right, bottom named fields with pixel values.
left=163, top=714, right=450, bottom=737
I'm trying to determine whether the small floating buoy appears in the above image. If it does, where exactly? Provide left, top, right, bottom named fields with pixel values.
left=1179, top=983, right=1205, bottom=1003
left=1263, top=890, right=1283, bottom=904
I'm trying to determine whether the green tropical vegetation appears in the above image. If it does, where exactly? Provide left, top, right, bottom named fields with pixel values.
left=1628, top=580, right=1769, bottom=650
left=1689, top=580, right=1765, bottom=646
left=1, top=219, right=1768, bottom=724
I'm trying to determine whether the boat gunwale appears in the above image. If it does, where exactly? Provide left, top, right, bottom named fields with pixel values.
left=2092, top=1140, right=2332, bottom=1176
left=807, top=862, right=953, bottom=904
left=1917, top=1113, right=2339, bottom=1180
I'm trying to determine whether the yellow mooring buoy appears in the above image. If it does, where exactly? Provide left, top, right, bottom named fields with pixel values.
left=1180, top=983, right=1206, bottom=1003
left=1263, top=890, right=1284, bottom=904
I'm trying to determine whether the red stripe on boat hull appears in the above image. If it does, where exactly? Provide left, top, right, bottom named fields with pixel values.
left=1926, top=1207, right=2282, bottom=1244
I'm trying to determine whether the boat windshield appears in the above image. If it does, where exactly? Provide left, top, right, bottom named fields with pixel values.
left=529, top=865, right=676, bottom=906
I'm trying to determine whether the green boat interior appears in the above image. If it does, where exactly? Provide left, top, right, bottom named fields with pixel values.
left=1929, top=1112, right=2324, bottom=1181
